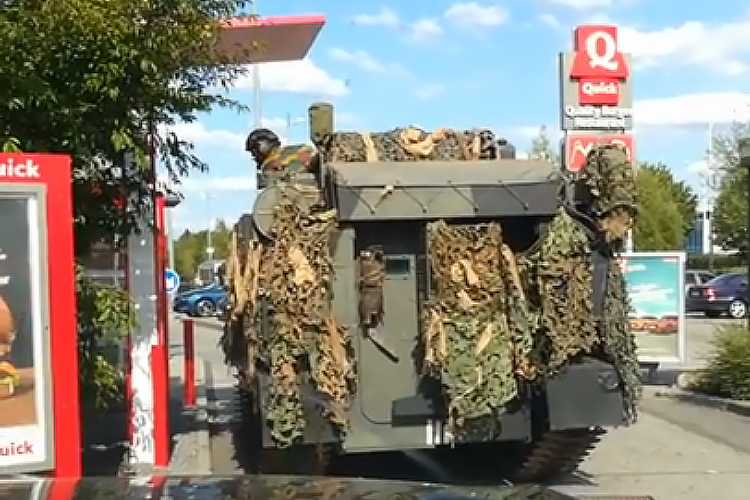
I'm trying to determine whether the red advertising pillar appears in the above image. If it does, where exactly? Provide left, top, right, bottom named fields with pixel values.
left=152, top=192, right=170, bottom=467
left=125, top=143, right=170, bottom=469
left=0, top=153, right=81, bottom=478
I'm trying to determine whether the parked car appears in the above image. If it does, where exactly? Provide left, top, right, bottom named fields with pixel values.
left=172, top=283, right=227, bottom=317
left=686, top=273, right=748, bottom=319
left=685, top=269, right=717, bottom=294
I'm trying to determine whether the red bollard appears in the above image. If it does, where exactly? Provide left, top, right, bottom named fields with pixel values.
left=183, top=319, right=196, bottom=408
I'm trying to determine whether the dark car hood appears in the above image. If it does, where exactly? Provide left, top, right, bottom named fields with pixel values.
left=0, top=475, right=579, bottom=500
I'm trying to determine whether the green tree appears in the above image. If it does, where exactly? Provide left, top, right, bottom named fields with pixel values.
left=711, top=122, right=750, bottom=253
left=633, top=165, right=685, bottom=250
left=639, top=162, right=698, bottom=239
left=528, top=125, right=560, bottom=166
left=0, top=0, right=247, bottom=257
left=173, top=220, right=232, bottom=278
left=0, top=0, right=248, bottom=411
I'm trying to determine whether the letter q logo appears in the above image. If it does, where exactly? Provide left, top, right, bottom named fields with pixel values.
left=585, top=30, right=618, bottom=71
left=569, top=25, right=629, bottom=79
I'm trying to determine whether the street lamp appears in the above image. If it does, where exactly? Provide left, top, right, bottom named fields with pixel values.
left=739, top=136, right=750, bottom=327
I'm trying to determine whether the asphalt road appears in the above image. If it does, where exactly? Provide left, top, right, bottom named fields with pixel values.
left=182, top=315, right=750, bottom=500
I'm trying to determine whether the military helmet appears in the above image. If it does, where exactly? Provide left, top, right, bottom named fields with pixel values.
left=245, top=128, right=281, bottom=163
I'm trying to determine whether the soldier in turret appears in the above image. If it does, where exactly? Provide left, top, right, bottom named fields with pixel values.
left=245, top=128, right=317, bottom=179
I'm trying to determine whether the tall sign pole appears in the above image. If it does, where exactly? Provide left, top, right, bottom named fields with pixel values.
left=559, top=25, right=635, bottom=251
left=739, top=137, right=750, bottom=329
left=559, top=25, right=636, bottom=248
left=250, top=0, right=263, bottom=128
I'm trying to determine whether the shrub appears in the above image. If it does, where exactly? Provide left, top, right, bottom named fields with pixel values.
left=687, top=253, right=745, bottom=273
left=690, top=323, right=750, bottom=400
left=75, top=267, right=135, bottom=413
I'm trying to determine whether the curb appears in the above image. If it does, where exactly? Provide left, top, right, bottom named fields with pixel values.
left=651, top=386, right=750, bottom=418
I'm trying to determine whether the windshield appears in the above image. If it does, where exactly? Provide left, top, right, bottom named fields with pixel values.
left=11, top=1, right=750, bottom=499
left=707, top=274, right=745, bottom=286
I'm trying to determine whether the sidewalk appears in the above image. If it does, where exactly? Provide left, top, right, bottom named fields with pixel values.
left=165, top=353, right=212, bottom=475
left=120, top=352, right=213, bottom=476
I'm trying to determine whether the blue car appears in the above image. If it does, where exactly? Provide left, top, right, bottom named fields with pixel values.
left=172, top=284, right=227, bottom=317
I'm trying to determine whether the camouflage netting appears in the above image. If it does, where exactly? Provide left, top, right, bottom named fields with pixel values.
left=578, top=144, right=638, bottom=244
left=601, top=259, right=641, bottom=423
left=531, top=207, right=599, bottom=374
left=580, top=144, right=641, bottom=422
left=222, top=200, right=357, bottom=448
left=422, top=221, right=535, bottom=434
left=222, top=133, right=641, bottom=445
left=322, top=127, right=507, bottom=163
left=420, top=143, right=641, bottom=430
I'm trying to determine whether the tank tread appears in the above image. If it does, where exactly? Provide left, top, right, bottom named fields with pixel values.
left=511, top=427, right=606, bottom=483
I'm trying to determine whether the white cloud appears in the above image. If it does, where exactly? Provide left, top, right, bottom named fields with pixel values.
left=580, top=12, right=615, bottom=24
left=506, top=125, right=563, bottom=144
left=233, top=58, right=349, bottom=97
left=352, top=7, right=400, bottom=27
left=541, top=0, right=640, bottom=9
left=328, top=47, right=404, bottom=74
left=414, top=83, right=445, bottom=100
left=617, top=20, right=750, bottom=75
left=408, top=18, right=444, bottom=42
left=166, top=122, right=244, bottom=149
left=538, top=13, right=560, bottom=28
left=634, top=93, right=750, bottom=127
left=543, top=0, right=613, bottom=9
left=180, top=175, right=256, bottom=193
left=444, top=2, right=509, bottom=28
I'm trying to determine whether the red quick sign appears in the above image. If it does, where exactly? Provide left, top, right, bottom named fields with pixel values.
left=578, top=78, right=619, bottom=105
left=569, top=25, right=628, bottom=106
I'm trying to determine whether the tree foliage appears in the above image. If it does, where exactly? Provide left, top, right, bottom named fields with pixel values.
left=0, top=0, right=249, bottom=412
left=632, top=162, right=698, bottom=251
left=712, top=122, right=750, bottom=253
left=173, top=219, right=232, bottom=278
left=528, top=126, right=560, bottom=166
left=638, top=162, right=698, bottom=239
left=75, top=267, right=136, bottom=413
left=0, top=0, right=248, bottom=257
left=633, top=165, right=685, bottom=251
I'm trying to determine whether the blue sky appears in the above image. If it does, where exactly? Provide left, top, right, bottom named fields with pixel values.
left=166, top=0, right=750, bottom=233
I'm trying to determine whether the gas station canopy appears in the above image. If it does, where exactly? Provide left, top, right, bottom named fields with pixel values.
left=217, top=14, right=326, bottom=63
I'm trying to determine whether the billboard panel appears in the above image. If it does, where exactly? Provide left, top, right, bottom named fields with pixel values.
left=559, top=53, right=633, bottom=131
left=621, top=252, right=687, bottom=364
left=0, top=154, right=80, bottom=476
left=0, top=187, right=54, bottom=473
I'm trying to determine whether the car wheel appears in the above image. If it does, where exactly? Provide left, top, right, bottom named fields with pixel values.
left=705, top=311, right=722, bottom=318
left=728, top=300, right=747, bottom=319
left=195, top=299, right=216, bottom=318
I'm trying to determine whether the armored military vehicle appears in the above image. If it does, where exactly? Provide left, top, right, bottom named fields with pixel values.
left=221, top=102, right=640, bottom=482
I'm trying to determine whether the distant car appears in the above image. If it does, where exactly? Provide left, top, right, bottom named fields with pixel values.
left=685, top=269, right=717, bottom=294
left=172, top=284, right=227, bottom=317
left=686, top=273, right=748, bottom=319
